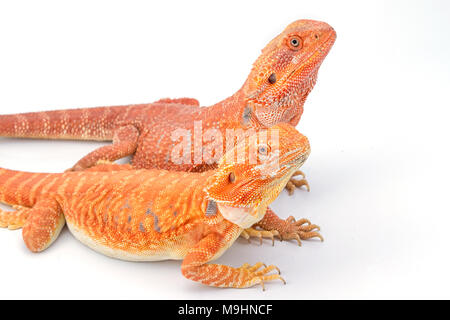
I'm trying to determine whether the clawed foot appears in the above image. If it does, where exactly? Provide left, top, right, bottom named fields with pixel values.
left=239, top=262, right=285, bottom=291
left=285, top=170, right=310, bottom=195
left=242, top=217, right=323, bottom=246
left=0, top=205, right=30, bottom=230
left=277, top=216, right=323, bottom=246
left=241, top=228, right=279, bottom=246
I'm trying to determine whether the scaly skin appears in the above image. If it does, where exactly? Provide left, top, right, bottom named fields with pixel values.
left=0, top=20, right=334, bottom=243
left=0, top=19, right=336, bottom=174
left=0, top=124, right=317, bottom=289
left=85, top=161, right=323, bottom=246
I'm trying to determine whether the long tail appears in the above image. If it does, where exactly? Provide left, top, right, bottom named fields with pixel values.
left=0, top=105, right=127, bottom=141
left=0, top=168, right=56, bottom=208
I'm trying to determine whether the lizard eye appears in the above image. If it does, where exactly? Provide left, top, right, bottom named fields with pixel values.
left=258, top=145, right=268, bottom=156
left=288, top=35, right=302, bottom=50
left=228, top=172, right=236, bottom=183
left=258, top=144, right=271, bottom=157
left=268, top=73, right=276, bottom=84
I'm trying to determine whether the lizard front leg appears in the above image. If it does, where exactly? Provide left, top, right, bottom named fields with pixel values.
left=69, top=125, right=139, bottom=171
left=21, top=198, right=65, bottom=252
left=181, top=224, right=285, bottom=289
left=242, top=207, right=323, bottom=246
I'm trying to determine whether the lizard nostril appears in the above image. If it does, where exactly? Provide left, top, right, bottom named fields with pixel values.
left=268, top=73, right=276, bottom=84
left=229, top=172, right=236, bottom=183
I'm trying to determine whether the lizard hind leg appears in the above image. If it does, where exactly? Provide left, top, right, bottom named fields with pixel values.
left=22, top=198, right=65, bottom=252
left=0, top=205, right=31, bottom=230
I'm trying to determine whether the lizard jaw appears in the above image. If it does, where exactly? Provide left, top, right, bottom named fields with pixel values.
left=215, top=165, right=301, bottom=229
left=217, top=204, right=261, bottom=229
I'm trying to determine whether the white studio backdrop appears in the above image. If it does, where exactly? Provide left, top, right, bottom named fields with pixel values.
left=0, top=0, right=449, bottom=299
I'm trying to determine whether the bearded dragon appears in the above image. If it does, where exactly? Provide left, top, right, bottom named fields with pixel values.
left=0, top=124, right=319, bottom=289
left=0, top=20, right=335, bottom=184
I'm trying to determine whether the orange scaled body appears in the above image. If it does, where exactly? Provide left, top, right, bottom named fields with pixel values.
left=0, top=20, right=336, bottom=173
left=0, top=124, right=317, bottom=289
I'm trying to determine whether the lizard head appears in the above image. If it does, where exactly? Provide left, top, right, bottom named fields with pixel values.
left=205, top=123, right=310, bottom=228
left=242, top=19, right=336, bottom=127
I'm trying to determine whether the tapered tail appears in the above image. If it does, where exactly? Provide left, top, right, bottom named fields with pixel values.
left=0, top=105, right=126, bottom=141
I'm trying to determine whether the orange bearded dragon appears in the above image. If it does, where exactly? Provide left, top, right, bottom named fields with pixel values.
left=0, top=20, right=336, bottom=181
left=0, top=124, right=319, bottom=289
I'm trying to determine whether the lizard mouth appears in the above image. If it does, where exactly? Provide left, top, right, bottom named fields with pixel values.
left=248, top=31, right=336, bottom=128
left=210, top=146, right=309, bottom=208
left=205, top=124, right=310, bottom=223
left=214, top=152, right=307, bottom=229
left=287, top=31, right=336, bottom=82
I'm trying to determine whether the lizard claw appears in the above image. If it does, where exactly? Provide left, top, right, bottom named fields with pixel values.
left=269, top=215, right=323, bottom=246
left=279, top=229, right=323, bottom=246
left=285, top=170, right=310, bottom=195
left=239, top=263, right=286, bottom=290
left=0, top=206, right=31, bottom=230
left=244, top=215, right=322, bottom=247
left=240, top=228, right=279, bottom=246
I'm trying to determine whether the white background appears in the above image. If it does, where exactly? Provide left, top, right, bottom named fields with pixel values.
left=0, top=0, right=449, bottom=299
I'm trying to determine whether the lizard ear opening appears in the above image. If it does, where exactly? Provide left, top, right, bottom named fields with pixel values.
left=228, top=172, right=236, bottom=183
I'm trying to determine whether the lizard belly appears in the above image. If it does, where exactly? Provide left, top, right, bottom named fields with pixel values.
left=65, top=221, right=186, bottom=262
